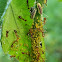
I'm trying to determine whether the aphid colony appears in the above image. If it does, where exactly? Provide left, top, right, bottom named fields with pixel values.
left=29, top=3, right=46, bottom=62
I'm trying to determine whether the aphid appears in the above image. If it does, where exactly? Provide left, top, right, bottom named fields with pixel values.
left=22, top=52, right=25, bottom=54
left=30, top=8, right=36, bottom=19
left=10, top=55, right=15, bottom=58
left=37, top=3, right=42, bottom=14
left=6, top=31, right=9, bottom=37
left=27, top=0, right=29, bottom=9
left=18, top=16, right=27, bottom=21
left=44, top=17, right=46, bottom=24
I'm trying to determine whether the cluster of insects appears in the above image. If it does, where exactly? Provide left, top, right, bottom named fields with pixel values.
left=28, top=2, right=47, bottom=62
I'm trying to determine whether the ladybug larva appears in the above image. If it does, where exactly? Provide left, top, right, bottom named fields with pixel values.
left=37, top=3, right=42, bottom=14
left=30, top=7, right=37, bottom=19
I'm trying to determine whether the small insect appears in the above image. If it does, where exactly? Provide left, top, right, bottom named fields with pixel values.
left=10, top=55, right=16, bottom=58
left=14, top=30, right=19, bottom=38
left=27, top=0, right=29, bottom=9
left=30, top=8, right=36, bottom=19
left=44, top=17, right=46, bottom=24
left=11, top=44, right=13, bottom=47
left=18, top=16, right=27, bottom=21
left=11, top=40, right=16, bottom=47
left=14, top=30, right=17, bottom=33
left=37, top=3, right=42, bottom=14
left=22, top=52, right=25, bottom=54
left=22, top=52, right=29, bottom=55
left=6, top=31, right=9, bottom=37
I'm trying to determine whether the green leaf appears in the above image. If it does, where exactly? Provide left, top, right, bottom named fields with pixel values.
left=2, top=0, right=35, bottom=62
left=1, top=0, right=46, bottom=62
left=0, top=0, right=7, bottom=19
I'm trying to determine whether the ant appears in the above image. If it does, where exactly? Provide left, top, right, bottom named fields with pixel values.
left=44, top=17, right=46, bottom=25
left=6, top=31, right=9, bottom=37
left=14, top=30, right=19, bottom=38
left=10, top=55, right=16, bottom=58
left=11, top=30, right=19, bottom=48
left=18, top=16, right=27, bottom=21
left=11, top=40, right=17, bottom=47
left=27, top=0, right=30, bottom=9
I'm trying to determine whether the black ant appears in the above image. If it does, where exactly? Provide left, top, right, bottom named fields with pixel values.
left=27, top=0, right=29, bottom=9
left=18, top=16, right=27, bottom=21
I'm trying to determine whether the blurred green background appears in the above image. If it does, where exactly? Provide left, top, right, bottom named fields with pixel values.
left=0, top=0, right=62, bottom=62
